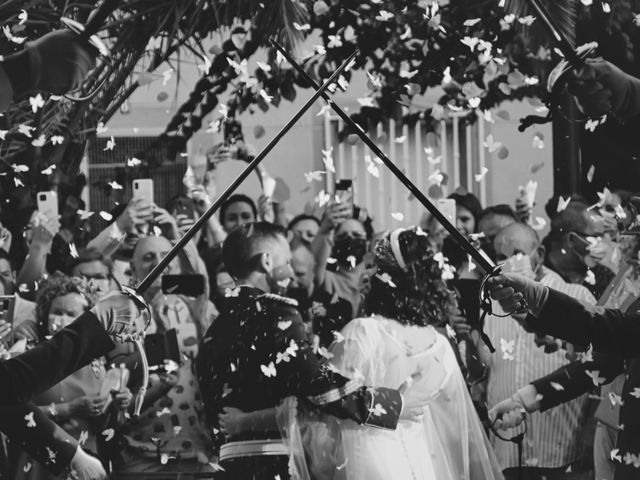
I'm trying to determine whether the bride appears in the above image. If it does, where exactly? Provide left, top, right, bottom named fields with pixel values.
left=220, top=227, right=503, bottom=480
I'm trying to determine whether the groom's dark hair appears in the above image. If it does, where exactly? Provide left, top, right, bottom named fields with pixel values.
left=222, top=222, right=287, bottom=280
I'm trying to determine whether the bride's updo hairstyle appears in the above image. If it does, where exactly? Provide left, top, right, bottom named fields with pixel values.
left=363, top=227, right=457, bottom=327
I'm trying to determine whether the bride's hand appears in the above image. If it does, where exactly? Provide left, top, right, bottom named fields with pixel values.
left=218, top=407, right=248, bottom=436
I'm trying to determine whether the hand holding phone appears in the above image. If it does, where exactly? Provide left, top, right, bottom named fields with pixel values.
left=320, top=201, right=353, bottom=233
left=335, top=180, right=354, bottom=212
left=117, top=197, right=154, bottom=233
left=133, top=179, right=154, bottom=205
left=37, top=191, right=59, bottom=220
left=151, top=205, right=179, bottom=240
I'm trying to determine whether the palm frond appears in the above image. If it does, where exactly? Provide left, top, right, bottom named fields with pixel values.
left=506, top=0, right=577, bottom=46
left=215, top=0, right=311, bottom=50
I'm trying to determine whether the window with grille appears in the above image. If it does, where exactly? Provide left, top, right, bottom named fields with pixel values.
left=324, top=112, right=486, bottom=231
left=86, top=136, right=186, bottom=227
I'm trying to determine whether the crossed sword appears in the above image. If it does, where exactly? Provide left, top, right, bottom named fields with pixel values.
left=66, top=0, right=588, bottom=415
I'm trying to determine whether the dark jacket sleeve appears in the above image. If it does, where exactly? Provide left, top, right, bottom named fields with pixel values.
left=275, top=306, right=402, bottom=430
left=528, top=288, right=640, bottom=357
left=0, top=403, right=77, bottom=475
left=0, top=311, right=115, bottom=474
left=0, top=311, right=114, bottom=404
left=531, top=351, right=625, bottom=411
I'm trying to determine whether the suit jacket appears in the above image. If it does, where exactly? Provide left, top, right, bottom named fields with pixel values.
left=196, top=287, right=402, bottom=447
left=0, top=312, right=115, bottom=475
left=528, top=288, right=640, bottom=357
left=528, top=289, right=640, bottom=479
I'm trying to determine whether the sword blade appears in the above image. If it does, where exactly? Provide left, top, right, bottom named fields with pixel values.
left=135, top=49, right=360, bottom=294
left=271, top=40, right=495, bottom=275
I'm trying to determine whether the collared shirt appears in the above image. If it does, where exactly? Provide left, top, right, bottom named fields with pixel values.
left=486, top=267, right=596, bottom=469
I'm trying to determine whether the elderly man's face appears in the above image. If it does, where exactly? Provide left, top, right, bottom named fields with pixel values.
left=291, top=247, right=315, bottom=293
left=132, top=236, right=178, bottom=288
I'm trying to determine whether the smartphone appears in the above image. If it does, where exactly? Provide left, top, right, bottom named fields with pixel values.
left=437, top=199, right=456, bottom=225
left=162, top=274, right=205, bottom=297
left=37, top=191, right=59, bottom=220
left=335, top=180, right=354, bottom=210
left=175, top=197, right=195, bottom=220
left=132, top=178, right=154, bottom=205
left=0, top=295, right=15, bottom=345
left=144, top=329, right=181, bottom=368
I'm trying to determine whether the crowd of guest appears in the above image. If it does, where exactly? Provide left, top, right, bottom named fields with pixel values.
left=0, top=142, right=636, bottom=479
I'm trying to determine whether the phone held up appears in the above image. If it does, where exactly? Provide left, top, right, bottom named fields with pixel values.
left=37, top=191, right=59, bottom=220
left=132, top=178, right=154, bottom=205
left=335, top=180, right=354, bottom=211
left=161, top=274, right=205, bottom=297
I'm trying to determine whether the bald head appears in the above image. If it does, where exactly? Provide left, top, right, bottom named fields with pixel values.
left=132, top=235, right=178, bottom=289
left=494, top=222, right=540, bottom=262
left=291, top=244, right=315, bottom=292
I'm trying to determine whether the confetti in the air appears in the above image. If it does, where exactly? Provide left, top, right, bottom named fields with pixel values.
left=24, top=412, right=36, bottom=427
left=484, top=134, right=502, bottom=153
left=18, top=124, right=34, bottom=138
left=375, top=10, right=394, bottom=21
left=31, top=135, right=46, bottom=147
left=557, top=196, right=571, bottom=213
left=304, top=171, right=325, bottom=183
left=500, top=338, right=515, bottom=361
left=261, top=362, right=277, bottom=377
left=104, top=136, right=116, bottom=151
left=322, top=147, right=336, bottom=173
left=29, top=94, right=44, bottom=113
left=474, top=167, right=489, bottom=182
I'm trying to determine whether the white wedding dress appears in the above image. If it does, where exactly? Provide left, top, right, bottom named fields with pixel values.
left=277, top=316, right=503, bottom=480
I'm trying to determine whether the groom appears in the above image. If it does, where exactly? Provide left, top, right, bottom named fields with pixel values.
left=197, top=222, right=419, bottom=479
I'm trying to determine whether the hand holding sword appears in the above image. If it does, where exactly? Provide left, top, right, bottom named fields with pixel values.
left=512, top=0, right=640, bottom=122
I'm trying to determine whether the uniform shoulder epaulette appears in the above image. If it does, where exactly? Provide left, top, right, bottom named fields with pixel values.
left=257, top=293, right=299, bottom=307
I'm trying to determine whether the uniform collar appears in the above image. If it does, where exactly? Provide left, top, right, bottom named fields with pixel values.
left=257, top=293, right=299, bottom=307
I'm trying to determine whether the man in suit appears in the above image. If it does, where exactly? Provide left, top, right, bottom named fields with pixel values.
left=0, top=291, right=149, bottom=479
left=197, top=222, right=425, bottom=479
left=487, top=273, right=640, bottom=479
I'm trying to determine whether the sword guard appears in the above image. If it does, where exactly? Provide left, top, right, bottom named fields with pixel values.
left=120, top=285, right=152, bottom=333
left=547, top=42, right=598, bottom=93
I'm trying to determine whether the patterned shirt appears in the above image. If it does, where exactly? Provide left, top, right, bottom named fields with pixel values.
left=123, top=291, right=216, bottom=463
left=486, top=267, right=596, bottom=469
